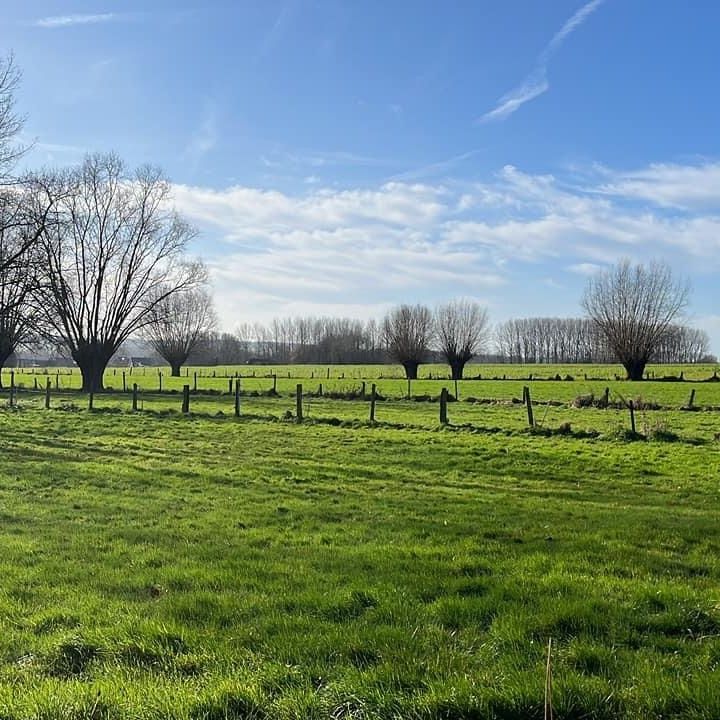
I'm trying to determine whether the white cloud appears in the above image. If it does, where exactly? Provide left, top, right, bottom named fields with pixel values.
left=34, top=13, right=118, bottom=28
left=171, top=159, right=720, bottom=344
left=594, top=162, right=720, bottom=209
left=568, top=262, right=604, bottom=276
left=478, top=0, right=605, bottom=122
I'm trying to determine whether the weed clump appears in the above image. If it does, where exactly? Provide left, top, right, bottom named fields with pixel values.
left=46, top=637, right=101, bottom=678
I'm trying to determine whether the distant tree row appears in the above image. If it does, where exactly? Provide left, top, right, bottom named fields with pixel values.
left=495, top=317, right=710, bottom=366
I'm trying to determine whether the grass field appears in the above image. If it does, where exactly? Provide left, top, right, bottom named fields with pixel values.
left=0, top=364, right=719, bottom=718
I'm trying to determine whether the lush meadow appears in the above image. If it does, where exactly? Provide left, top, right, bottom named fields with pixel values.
left=0, top=364, right=719, bottom=718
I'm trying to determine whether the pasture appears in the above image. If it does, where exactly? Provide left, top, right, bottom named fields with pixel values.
left=0, top=363, right=719, bottom=718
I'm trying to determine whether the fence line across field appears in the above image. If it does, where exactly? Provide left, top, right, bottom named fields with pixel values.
left=3, top=378, right=716, bottom=441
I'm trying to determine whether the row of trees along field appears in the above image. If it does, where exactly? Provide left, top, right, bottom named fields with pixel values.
left=0, top=54, right=712, bottom=388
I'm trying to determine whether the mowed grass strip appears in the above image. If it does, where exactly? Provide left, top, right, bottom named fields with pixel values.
left=0, top=408, right=719, bottom=718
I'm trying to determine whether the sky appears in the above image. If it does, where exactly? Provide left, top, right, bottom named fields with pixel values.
left=3, top=0, right=720, bottom=353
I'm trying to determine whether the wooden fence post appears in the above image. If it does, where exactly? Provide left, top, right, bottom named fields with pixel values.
left=228, top=378, right=233, bottom=394
left=158, top=372, right=163, bottom=393
left=45, top=378, right=51, bottom=409
left=370, top=383, right=377, bottom=422
left=327, top=368, right=330, bottom=380
left=603, top=387, right=610, bottom=407
left=182, top=385, right=190, bottom=414
left=193, top=372, right=197, bottom=392
left=88, top=392, right=94, bottom=411
left=407, top=378, right=411, bottom=399
left=55, top=372, right=59, bottom=390
left=132, top=383, right=138, bottom=411
left=440, top=388, right=449, bottom=425
left=9, top=371, right=15, bottom=407
left=296, top=383, right=303, bottom=422
left=122, top=371, right=126, bottom=393
left=629, top=400, right=636, bottom=434
left=33, top=377, right=38, bottom=391
left=687, top=389, right=696, bottom=409
left=273, top=374, right=277, bottom=393
left=234, top=378, right=241, bottom=417
left=361, top=381, right=366, bottom=398
left=524, top=385, right=534, bottom=427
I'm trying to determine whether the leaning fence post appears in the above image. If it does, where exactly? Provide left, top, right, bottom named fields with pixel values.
left=440, top=388, right=449, bottom=425
left=234, top=378, right=241, bottom=417
left=182, top=384, right=190, bottom=414
left=629, top=400, right=636, bottom=434
left=132, top=383, right=138, bottom=411
left=370, top=383, right=377, bottom=422
left=45, top=378, right=51, bottom=409
left=524, top=385, right=534, bottom=427
left=687, top=389, right=696, bottom=409
left=296, top=383, right=303, bottom=422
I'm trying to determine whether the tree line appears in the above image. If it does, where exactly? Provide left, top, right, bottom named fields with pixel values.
left=495, top=317, right=710, bottom=365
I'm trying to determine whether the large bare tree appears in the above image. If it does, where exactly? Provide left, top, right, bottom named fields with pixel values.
left=435, top=299, right=489, bottom=380
left=382, top=304, right=433, bottom=379
left=33, top=153, right=200, bottom=392
left=143, top=281, right=216, bottom=376
left=581, top=259, right=689, bottom=380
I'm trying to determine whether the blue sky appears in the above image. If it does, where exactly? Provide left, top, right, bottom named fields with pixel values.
left=4, top=1, right=720, bottom=352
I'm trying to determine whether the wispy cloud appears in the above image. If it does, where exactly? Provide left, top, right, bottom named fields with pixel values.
left=254, top=1, right=298, bottom=64
left=478, top=0, right=605, bottom=123
left=262, top=148, right=389, bottom=169
left=34, top=13, right=119, bottom=28
left=185, top=106, right=219, bottom=163
left=388, top=149, right=482, bottom=182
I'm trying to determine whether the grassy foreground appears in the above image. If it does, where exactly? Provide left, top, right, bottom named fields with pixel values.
left=0, top=406, right=719, bottom=718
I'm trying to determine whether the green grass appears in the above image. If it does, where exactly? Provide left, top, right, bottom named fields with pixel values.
left=0, top=367, right=719, bottom=717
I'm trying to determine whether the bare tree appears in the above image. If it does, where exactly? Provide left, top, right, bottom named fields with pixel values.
left=382, top=304, right=433, bottom=379
left=435, top=299, right=489, bottom=379
left=0, top=201, right=38, bottom=382
left=33, top=153, right=200, bottom=392
left=143, top=281, right=216, bottom=376
left=582, top=259, right=689, bottom=380
left=0, top=53, right=24, bottom=179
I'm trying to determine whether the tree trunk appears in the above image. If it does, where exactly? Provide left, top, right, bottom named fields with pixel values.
left=623, top=358, right=647, bottom=381
left=0, top=341, right=14, bottom=390
left=402, top=361, right=419, bottom=380
left=170, top=363, right=181, bottom=377
left=449, top=360, right=466, bottom=381
left=73, top=345, right=113, bottom=392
